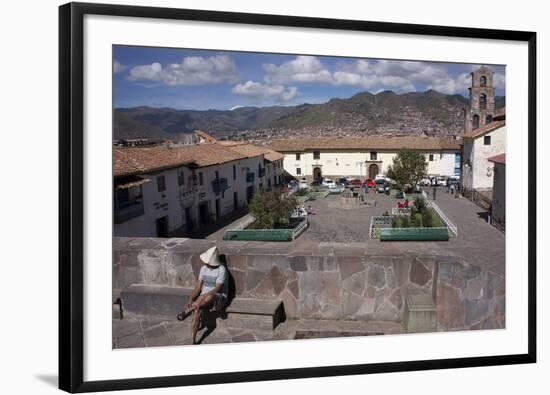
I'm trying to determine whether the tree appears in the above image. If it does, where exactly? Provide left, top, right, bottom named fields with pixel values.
left=248, top=189, right=297, bottom=229
left=386, top=149, right=428, bottom=189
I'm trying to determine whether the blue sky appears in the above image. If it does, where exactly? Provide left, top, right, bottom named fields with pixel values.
left=113, top=46, right=505, bottom=110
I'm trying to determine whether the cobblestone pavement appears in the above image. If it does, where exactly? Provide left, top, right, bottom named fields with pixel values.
left=112, top=316, right=404, bottom=349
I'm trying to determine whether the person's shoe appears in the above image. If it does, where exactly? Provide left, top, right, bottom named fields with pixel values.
left=177, top=309, right=192, bottom=321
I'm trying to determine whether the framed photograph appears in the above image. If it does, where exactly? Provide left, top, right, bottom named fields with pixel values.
left=59, top=2, right=536, bottom=392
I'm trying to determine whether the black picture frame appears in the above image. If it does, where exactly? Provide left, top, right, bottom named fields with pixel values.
left=59, top=2, right=537, bottom=393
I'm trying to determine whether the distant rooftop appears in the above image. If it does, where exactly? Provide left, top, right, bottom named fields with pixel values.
left=219, top=141, right=284, bottom=162
left=269, top=136, right=462, bottom=152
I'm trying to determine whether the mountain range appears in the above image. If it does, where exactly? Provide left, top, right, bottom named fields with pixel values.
left=114, top=90, right=505, bottom=140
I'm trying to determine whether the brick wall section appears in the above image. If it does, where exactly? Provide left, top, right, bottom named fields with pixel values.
left=113, top=237, right=505, bottom=331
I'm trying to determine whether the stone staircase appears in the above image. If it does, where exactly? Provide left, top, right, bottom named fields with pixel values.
left=119, top=283, right=285, bottom=330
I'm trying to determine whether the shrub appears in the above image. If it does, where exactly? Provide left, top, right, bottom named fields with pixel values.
left=413, top=214, right=422, bottom=228
left=400, top=216, right=410, bottom=228
left=414, top=196, right=427, bottom=212
left=421, top=208, right=433, bottom=227
left=391, top=216, right=399, bottom=228
left=249, top=189, right=297, bottom=229
left=410, top=206, right=417, bottom=220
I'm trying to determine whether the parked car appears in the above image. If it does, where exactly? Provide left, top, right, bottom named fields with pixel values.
left=338, top=177, right=350, bottom=186
left=322, top=178, right=336, bottom=187
left=328, top=184, right=345, bottom=194
left=436, top=176, right=446, bottom=186
left=349, top=178, right=363, bottom=187
left=299, top=180, right=309, bottom=190
left=418, top=176, right=431, bottom=186
left=363, top=178, right=376, bottom=188
left=310, top=179, right=321, bottom=186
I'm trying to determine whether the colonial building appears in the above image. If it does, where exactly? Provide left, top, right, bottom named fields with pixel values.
left=218, top=141, right=285, bottom=189
left=488, top=153, right=506, bottom=231
left=113, top=142, right=269, bottom=238
left=461, top=109, right=506, bottom=195
left=269, top=136, right=461, bottom=181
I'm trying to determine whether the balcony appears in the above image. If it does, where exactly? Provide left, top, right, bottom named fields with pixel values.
left=114, top=198, right=145, bottom=224
left=246, top=172, right=255, bottom=183
left=212, top=177, right=228, bottom=194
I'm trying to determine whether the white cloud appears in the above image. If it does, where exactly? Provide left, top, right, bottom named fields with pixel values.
left=232, top=81, right=298, bottom=102
left=263, top=56, right=334, bottom=84
left=127, top=55, right=238, bottom=85
left=113, top=60, right=127, bottom=74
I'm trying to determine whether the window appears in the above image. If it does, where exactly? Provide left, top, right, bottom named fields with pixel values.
left=198, top=172, right=204, bottom=186
left=215, top=170, right=219, bottom=180
left=473, top=114, right=480, bottom=130
left=157, top=175, right=166, bottom=192
left=296, top=168, right=301, bottom=175
left=484, top=135, right=491, bottom=145
left=177, top=171, right=185, bottom=186
left=370, top=151, right=377, bottom=160
left=428, top=154, right=434, bottom=162
left=296, top=153, right=301, bottom=161
left=313, top=151, right=320, bottom=160
left=232, top=165, right=237, bottom=180
left=480, top=75, right=487, bottom=87
left=480, top=94, right=487, bottom=110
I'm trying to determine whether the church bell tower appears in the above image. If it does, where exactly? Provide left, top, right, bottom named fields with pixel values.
left=464, top=66, right=495, bottom=133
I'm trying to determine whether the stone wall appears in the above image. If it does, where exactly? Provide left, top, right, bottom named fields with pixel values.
left=113, top=237, right=505, bottom=331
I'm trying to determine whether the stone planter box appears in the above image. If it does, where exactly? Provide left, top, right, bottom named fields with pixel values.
left=223, top=218, right=308, bottom=241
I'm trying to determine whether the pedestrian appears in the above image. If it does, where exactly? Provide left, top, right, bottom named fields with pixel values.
left=177, top=246, right=228, bottom=345
left=450, top=182, right=455, bottom=195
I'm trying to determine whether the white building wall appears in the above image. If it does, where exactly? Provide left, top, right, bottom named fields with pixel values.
left=282, top=149, right=459, bottom=180
left=468, top=125, right=506, bottom=190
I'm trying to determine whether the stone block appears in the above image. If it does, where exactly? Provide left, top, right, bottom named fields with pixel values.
left=409, top=258, right=432, bottom=286
left=121, top=284, right=193, bottom=319
left=245, top=269, right=266, bottom=291
left=465, top=299, right=490, bottom=326
left=251, top=255, right=273, bottom=271
left=342, top=271, right=366, bottom=296
left=226, top=255, right=248, bottom=271
left=368, top=265, right=386, bottom=289
left=338, top=256, right=365, bottom=281
left=436, top=283, right=464, bottom=330
left=404, top=294, right=437, bottom=333
left=289, top=256, right=307, bottom=271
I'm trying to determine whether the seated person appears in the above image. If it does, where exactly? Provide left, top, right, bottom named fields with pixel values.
left=177, top=246, right=228, bottom=345
left=404, top=199, right=410, bottom=208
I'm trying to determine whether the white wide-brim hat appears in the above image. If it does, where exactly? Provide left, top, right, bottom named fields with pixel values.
left=199, top=246, right=221, bottom=267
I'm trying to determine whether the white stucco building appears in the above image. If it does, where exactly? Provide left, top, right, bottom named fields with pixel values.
left=461, top=112, right=506, bottom=194
left=270, top=136, right=461, bottom=181
left=113, top=142, right=281, bottom=238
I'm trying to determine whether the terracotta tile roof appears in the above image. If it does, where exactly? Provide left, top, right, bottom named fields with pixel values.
left=464, top=120, right=506, bottom=139
left=219, top=141, right=284, bottom=162
left=488, top=153, right=506, bottom=165
left=269, top=136, right=462, bottom=152
left=114, top=142, right=261, bottom=177
left=194, top=129, right=217, bottom=143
